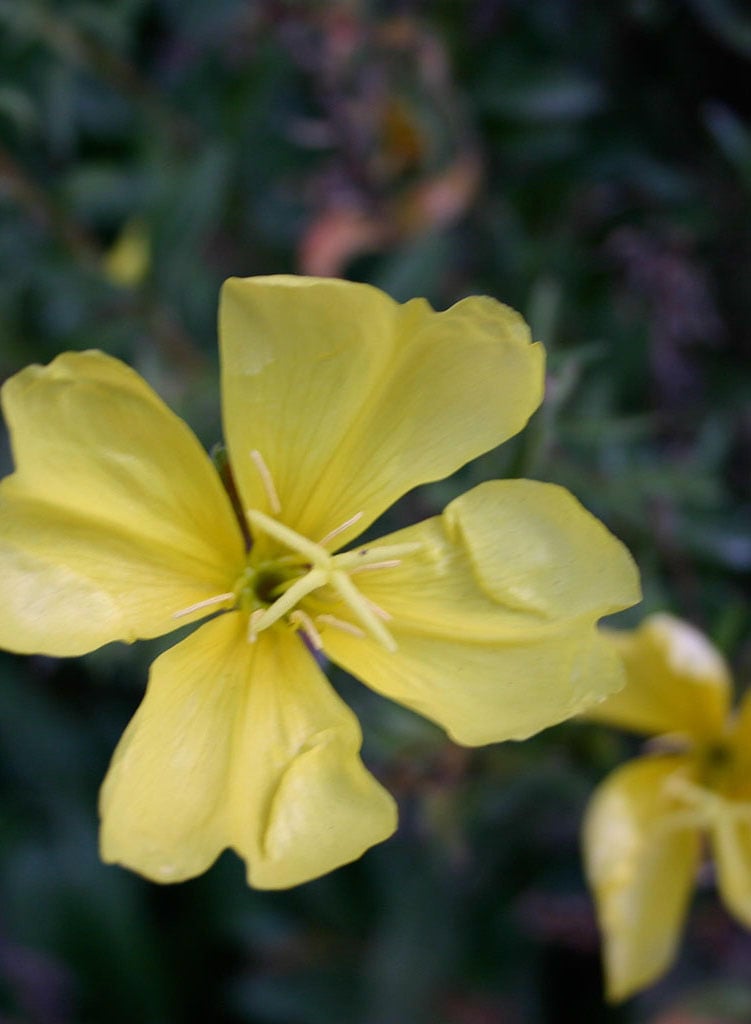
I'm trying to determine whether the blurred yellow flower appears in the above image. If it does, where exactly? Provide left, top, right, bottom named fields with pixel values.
left=102, top=218, right=150, bottom=288
left=0, top=275, right=640, bottom=889
left=584, top=613, right=751, bottom=1001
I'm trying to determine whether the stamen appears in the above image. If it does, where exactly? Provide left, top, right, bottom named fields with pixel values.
left=334, top=541, right=423, bottom=572
left=330, top=570, right=397, bottom=652
left=318, top=511, right=364, bottom=548
left=665, top=775, right=713, bottom=807
left=316, top=614, right=366, bottom=638
left=348, top=559, right=402, bottom=575
left=250, top=449, right=281, bottom=515
left=250, top=567, right=328, bottom=633
left=290, top=609, right=324, bottom=650
left=247, top=608, right=265, bottom=643
left=238, top=506, right=414, bottom=651
left=247, top=509, right=329, bottom=567
left=361, top=595, right=393, bottom=621
left=660, top=774, right=751, bottom=827
left=357, top=542, right=424, bottom=560
left=661, top=809, right=707, bottom=831
left=729, top=804, right=751, bottom=825
left=173, top=592, right=236, bottom=619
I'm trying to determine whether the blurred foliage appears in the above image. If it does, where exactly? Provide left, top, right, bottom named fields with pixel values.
left=1, top=1, right=751, bottom=1022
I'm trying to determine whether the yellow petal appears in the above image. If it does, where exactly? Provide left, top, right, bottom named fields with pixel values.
left=440, top=480, right=641, bottom=622
left=100, top=613, right=397, bottom=889
left=0, top=351, right=244, bottom=655
left=585, top=614, right=731, bottom=742
left=220, top=276, right=544, bottom=547
left=583, top=755, right=701, bottom=1002
left=319, top=480, right=640, bottom=744
left=103, top=218, right=150, bottom=288
left=729, top=688, right=751, bottom=775
left=687, top=735, right=751, bottom=928
left=711, top=810, right=751, bottom=928
left=326, top=619, right=626, bottom=745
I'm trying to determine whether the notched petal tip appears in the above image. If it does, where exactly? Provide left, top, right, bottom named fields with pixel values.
left=101, top=616, right=398, bottom=891
left=246, top=728, right=398, bottom=890
left=327, top=470, right=640, bottom=748
left=445, top=478, right=641, bottom=623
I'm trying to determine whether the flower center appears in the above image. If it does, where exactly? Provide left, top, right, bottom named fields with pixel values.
left=252, top=564, right=298, bottom=605
left=694, top=738, right=751, bottom=802
left=233, top=559, right=305, bottom=611
left=174, top=449, right=422, bottom=652
left=239, top=508, right=421, bottom=652
left=699, top=742, right=732, bottom=785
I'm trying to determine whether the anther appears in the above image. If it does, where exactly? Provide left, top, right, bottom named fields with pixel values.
left=250, top=449, right=281, bottom=515
left=318, top=511, right=364, bottom=548
left=173, top=592, right=236, bottom=619
left=247, top=608, right=262, bottom=642
left=290, top=609, right=324, bottom=650
left=348, top=559, right=402, bottom=575
left=334, top=541, right=423, bottom=573
left=330, top=570, right=397, bottom=652
left=361, top=595, right=393, bottom=621
left=316, top=614, right=366, bottom=638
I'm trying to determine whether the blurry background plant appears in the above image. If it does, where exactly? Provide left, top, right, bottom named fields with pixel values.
left=1, top=1, right=751, bottom=1022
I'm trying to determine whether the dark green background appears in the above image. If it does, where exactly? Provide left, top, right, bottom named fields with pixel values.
left=1, top=2, right=751, bottom=1021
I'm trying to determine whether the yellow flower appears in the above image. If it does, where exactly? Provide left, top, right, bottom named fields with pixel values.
left=583, top=613, right=751, bottom=1001
left=0, top=275, right=640, bottom=889
left=103, top=218, right=150, bottom=289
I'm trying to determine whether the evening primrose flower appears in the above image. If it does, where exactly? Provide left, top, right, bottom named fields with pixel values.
left=103, top=218, right=150, bottom=288
left=583, top=613, right=751, bottom=1001
left=0, top=275, right=640, bottom=889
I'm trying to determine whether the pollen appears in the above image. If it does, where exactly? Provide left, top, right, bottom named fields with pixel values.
left=315, top=614, right=366, bottom=638
left=172, top=591, right=236, bottom=619
left=289, top=609, right=324, bottom=650
left=250, top=448, right=282, bottom=515
left=318, top=511, right=364, bottom=548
